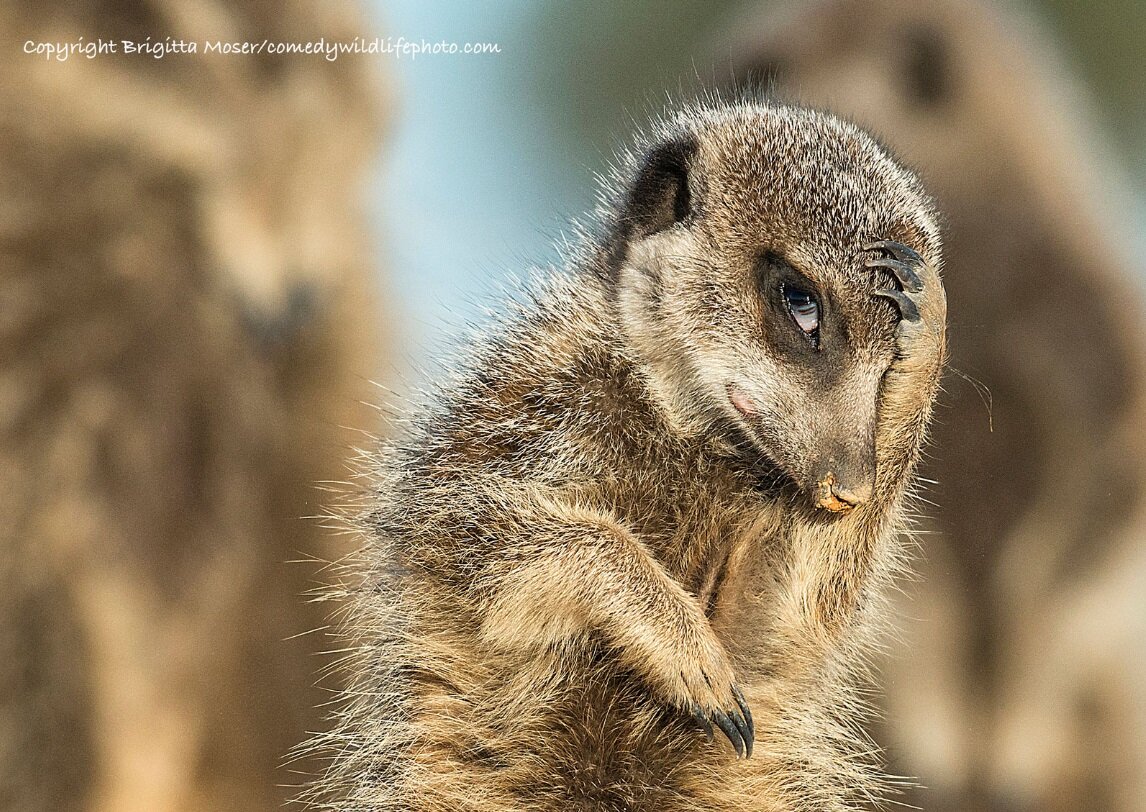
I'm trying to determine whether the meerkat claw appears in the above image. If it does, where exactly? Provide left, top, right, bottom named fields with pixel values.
left=729, top=706, right=753, bottom=758
left=873, top=288, right=921, bottom=322
left=690, top=701, right=753, bottom=757
left=864, top=239, right=925, bottom=266
left=864, top=256, right=923, bottom=292
left=865, top=240, right=928, bottom=324
left=732, top=685, right=755, bottom=745
left=691, top=703, right=715, bottom=742
left=710, top=709, right=746, bottom=758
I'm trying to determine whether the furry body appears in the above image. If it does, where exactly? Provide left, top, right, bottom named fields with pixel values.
left=309, top=101, right=945, bottom=811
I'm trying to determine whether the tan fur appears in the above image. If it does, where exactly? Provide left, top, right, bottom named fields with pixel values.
left=721, top=0, right=1146, bottom=808
left=305, top=100, right=946, bottom=811
left=0, top=1, right=387, bottom=810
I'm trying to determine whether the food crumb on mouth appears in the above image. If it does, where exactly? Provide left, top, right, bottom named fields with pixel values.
left=815, top=473, right=853, bottom=513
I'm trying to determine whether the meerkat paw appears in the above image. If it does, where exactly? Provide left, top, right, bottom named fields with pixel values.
left=864, top=240, right=946, bottom=371
left=657, top=637, right=754, bottom=758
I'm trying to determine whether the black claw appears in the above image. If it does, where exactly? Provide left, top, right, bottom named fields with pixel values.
left=864, top=239, right=925, bottom=266
left=728, top=710, right=753, bottom=759
left=874, top=288, right=921, bottom=323
left=731, top=685, right=754, bottom=756
left=691, top=703, right=715, bottom=743
left=710, top=709, right=746, bottom=758
left=864, top=256, right=923, bottom=292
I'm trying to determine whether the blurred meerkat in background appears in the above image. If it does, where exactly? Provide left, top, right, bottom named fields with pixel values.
left=722, top=0, right=1146, bottom=809
left=0, top=1, right=388, bottom=810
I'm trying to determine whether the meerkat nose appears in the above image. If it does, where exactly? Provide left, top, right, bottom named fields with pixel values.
left=814, top=472, right=873, bottom=512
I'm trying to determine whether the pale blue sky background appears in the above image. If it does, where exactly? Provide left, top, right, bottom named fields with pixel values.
left=365, top=0, right=590, bottom=371
left=364, top=0, right=1146, bottom=376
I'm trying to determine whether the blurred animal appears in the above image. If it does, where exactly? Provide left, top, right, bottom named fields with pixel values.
left=304, top=99, right=946, bottom=812
left=722, top=1, right=1146, bottom=809
left=0, top=1, right=387, bottom=810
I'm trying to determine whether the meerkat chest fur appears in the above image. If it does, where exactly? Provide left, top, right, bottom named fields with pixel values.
left=310, top=100, right=945, bottom=812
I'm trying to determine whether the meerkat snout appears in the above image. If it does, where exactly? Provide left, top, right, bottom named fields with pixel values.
left=814, top=471, right=874, bottom=512
left=812, top=440, right=877, bottom=511
left=733, top=382, right=875, bottom=510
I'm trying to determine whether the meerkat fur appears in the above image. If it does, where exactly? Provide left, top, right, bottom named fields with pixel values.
left=302, top=97, right=946, bottom=812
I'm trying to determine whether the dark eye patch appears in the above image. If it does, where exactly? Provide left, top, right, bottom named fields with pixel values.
left=757, top=251, right=824, bottom=352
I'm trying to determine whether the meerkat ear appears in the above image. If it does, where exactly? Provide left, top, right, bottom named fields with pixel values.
left=622, top=136, right=698, bottom=239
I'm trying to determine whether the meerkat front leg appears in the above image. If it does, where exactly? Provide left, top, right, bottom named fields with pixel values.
left=478, top=499, right=754, bottom=757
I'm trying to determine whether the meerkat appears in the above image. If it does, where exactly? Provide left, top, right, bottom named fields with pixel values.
left=304, top=99, right=946, bottom=812
left=720, top=1, right=1146, bottom=809
left=0, top=1, right=387, bottom=810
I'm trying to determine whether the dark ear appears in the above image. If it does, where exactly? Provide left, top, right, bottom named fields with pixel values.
left=600, top=135, right=698, bottom=285
left=621, top=136, right=698, bottom=240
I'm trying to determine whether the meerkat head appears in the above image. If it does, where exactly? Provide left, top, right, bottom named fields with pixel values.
left=607, top=101, right=939, bottom=513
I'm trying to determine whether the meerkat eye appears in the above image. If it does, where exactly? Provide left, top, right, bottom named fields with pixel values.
left=782, top=284, right=820, bottom=341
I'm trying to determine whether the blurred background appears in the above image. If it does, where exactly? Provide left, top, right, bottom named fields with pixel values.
left=3, top=0, right=1145, bottom=810
left=373, top=0, right=1145, bottom=366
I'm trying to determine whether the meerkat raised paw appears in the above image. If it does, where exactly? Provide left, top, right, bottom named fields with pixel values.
left=866, top=240, right=946, bottom=366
